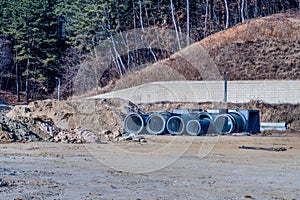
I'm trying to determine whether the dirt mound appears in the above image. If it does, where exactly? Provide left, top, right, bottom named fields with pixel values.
left=94, top=10, right=300, bottom=95
left=71, top=43, right=221, bottom=98
left=199, top=9, right=300, bottom=80
left=97, top=42, right=221, bottom=92
left=0, top=98, right=138, bottom=143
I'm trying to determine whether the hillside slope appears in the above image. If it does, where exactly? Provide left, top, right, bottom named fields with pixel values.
left=2, top=10, right=300, bottom=104
left=199, top=9, right=300, bottom=80
left=95, top=9, right=300, bottom=94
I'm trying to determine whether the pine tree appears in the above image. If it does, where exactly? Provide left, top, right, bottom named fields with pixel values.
left=1, top=0, right=60, bottom=103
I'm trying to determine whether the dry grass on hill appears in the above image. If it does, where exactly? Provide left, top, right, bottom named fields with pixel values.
left=108, top=9, right=300, bottom=92
left=199, top=9, right=300, bottom=80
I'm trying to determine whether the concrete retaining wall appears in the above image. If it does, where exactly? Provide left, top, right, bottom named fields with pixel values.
left=90, top=80, right=300, bottom=104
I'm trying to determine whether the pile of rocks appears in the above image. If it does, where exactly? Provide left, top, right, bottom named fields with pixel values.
left=52, top=127, right=101, bottom=143
left=0, top=98, right=138, bottom=143
left=0, top=113, right=41, bottom=142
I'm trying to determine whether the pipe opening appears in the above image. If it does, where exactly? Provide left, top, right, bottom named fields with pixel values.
left=229, top=112, right=246, bottom=133
left=186, top=118, right=211, bottom=136
left=186, top=120, right=201, bottom=136
left=195, top=112, right=213, bottom=121
left=214, top=112, right=246, bottom=134
left=124, top=113, right=144, bottom=134
left=214, top=114, right=234, bottom=134
left=167, top=116, right=184, bottom=135
left=146, top=113, right=166, bottom=135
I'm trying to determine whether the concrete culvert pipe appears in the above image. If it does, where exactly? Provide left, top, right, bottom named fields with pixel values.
left=229, top=112, right=246, bottom=133
left=186, top=118, right=211, bottom=136
left=185, top=112, right=213, bottom=136
left=167, top=116, right=185, bottom=135
left=214, top=112, right=246, bottom=134
left=146, top=111, right=171, bottom=135
left=193, top=111, right=213, bottom=121
left=214, top=114, right=234, bottom=134
left=124, top=113, right=146, bottom=134
left=186, top=120, right=200, bottom=136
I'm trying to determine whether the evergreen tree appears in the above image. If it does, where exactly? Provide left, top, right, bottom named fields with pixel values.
left=1, top=0, right=60, bottom=102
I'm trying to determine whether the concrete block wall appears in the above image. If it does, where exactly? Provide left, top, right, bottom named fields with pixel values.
left=90, top=80, right=300, bottom=104
left=227, top=80, right=300, bottom=103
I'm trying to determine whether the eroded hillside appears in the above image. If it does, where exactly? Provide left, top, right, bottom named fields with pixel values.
left=199, top=9, right=300, bottom=80
left=94, top=9, right=300, bottom=94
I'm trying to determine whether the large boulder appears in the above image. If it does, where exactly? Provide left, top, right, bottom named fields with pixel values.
left=0, top=113, right=41, bottom=142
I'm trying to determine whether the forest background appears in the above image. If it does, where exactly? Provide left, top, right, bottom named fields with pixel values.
left=0, top=0, right=299, bottom=103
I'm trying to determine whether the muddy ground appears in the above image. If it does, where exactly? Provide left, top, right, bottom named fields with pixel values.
left=0, top=135, right=299, bottom=199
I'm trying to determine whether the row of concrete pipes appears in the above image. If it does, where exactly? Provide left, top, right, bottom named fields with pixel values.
left=123, top=109, right=260, bottom=136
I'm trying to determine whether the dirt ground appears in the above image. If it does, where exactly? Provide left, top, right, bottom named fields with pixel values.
left=0, top=135, right=299, bottom=200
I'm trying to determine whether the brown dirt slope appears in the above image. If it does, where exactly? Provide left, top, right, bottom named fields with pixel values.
left=97, top=9, right=300, bottom=94
left=199, top=9, right=300, bottom=80
left=102, top=42, right=220, bottom=92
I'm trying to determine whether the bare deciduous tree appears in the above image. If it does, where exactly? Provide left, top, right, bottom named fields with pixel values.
left=241, top=0, right=245, bottom=22
left=204, top=0, right=209, bottom=37
left=170, top=0, right=181, bottom=50
left=224, top=0, right=229, bottom=28
left=186, top=0, right=190, bottom=45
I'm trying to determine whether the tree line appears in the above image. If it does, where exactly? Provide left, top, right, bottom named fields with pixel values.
left=0, top=0, right=299, bottom=103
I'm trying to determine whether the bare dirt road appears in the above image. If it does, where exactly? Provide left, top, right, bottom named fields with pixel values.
left=1, top=135, right=299, bottom=200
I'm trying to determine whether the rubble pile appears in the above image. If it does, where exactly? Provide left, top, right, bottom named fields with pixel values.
left=52, top=127, right=101, bottom=143
left=0, top=98, right=138, bottom=143
left=0, top=113, right=41, bottom=142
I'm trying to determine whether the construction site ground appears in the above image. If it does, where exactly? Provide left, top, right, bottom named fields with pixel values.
left=1, top=135, right=299, bottom=199
left=1, top=10, right=299, bottom=199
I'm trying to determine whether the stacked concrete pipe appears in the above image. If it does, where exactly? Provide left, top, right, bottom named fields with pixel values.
left=214, top=111, right=246, bottom=134
left=166, top=114, right=187, bottom=135
left=186, top=112, right=213, bottom=136
left=146, top=111, right=171, bottom=135
left=123, top=113, right=148, bottom=134
left=123, top=109, right=256, bottom=135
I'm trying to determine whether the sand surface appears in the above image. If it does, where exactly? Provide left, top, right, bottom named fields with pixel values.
left=1, top=135, right=299, bottom=199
